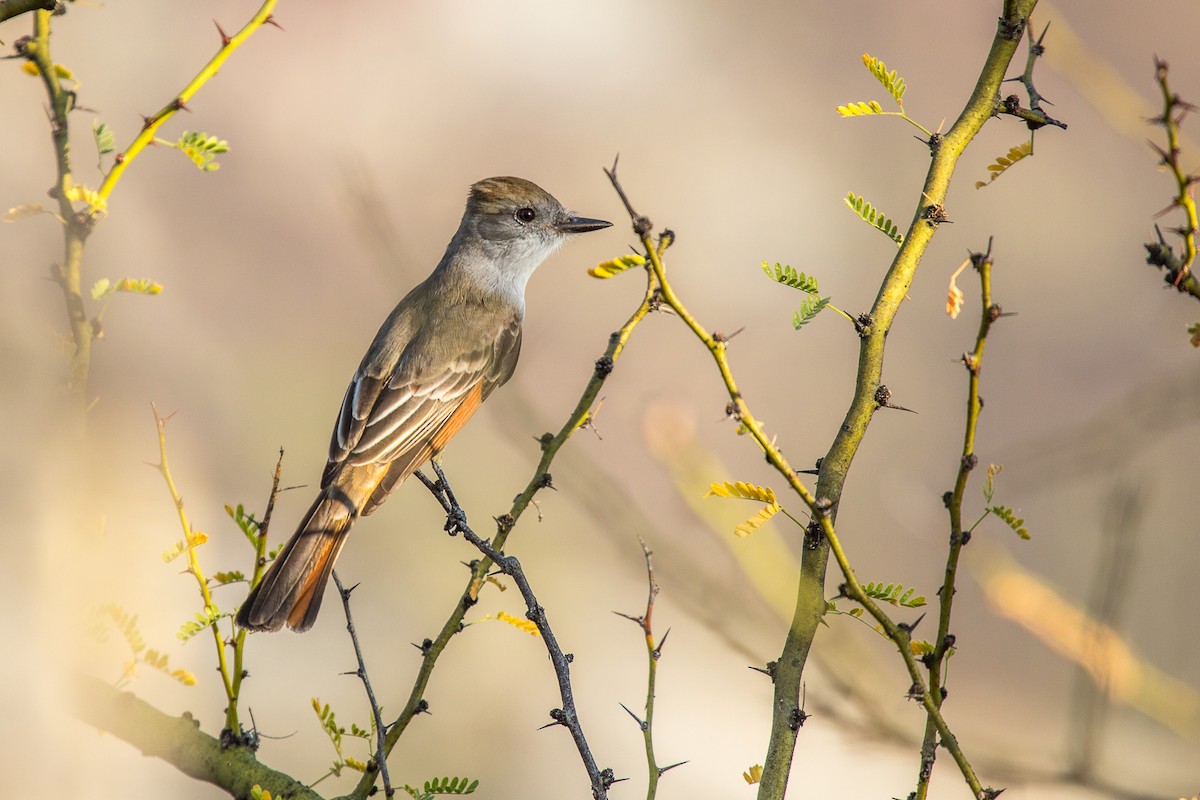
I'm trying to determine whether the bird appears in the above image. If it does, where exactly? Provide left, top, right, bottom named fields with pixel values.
left=236, top=176, right=611, bottom=632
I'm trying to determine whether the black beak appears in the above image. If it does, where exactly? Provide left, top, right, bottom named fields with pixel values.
left=556, top=215, right=612, bottom=234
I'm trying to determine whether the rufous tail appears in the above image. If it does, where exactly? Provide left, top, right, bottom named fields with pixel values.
left=236, top=489, right=356, bottom=632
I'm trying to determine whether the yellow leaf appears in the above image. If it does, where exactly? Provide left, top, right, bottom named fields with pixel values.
left=64, top=182, right=107, bottom=214
left=26, top=62, right=76, bottom=80
left=976, top=141, right=1033, bottom=189
left=589, top=253, right=646, bottom=279
left=704, top=481, right=777, bottom=505
left=734, top=502, right=782, bottom=538
left=343, top=757, right=368, bottom=772
left=836, top=100, right=885, bottom=117
left=187, top=530, right=208, bottom=547
left=743, top=764, right=764, bottom=784
left=487, top=610, right=540, bottom=636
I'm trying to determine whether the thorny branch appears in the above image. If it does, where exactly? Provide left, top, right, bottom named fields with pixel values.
left=416, top=463, right=615, bottom=800
left=332, top=572, right=393, bottom=798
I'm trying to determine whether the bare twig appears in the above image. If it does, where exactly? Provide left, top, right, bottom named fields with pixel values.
left=1143, top=58, right=1200, bottom=301
left=332, top=572, right=393, bottom=798
left=614, top=540, right=683, bottom=798
left=416, top=462, right=614, bottom=800
left=914, top=241, right=1003, bottom=800
left=1000, top=19, right=1068, bottom=132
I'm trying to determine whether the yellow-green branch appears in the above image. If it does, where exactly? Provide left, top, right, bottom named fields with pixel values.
left=152, top=407, right=239, bottom=732
left=97, top=1, right=279, bottom=202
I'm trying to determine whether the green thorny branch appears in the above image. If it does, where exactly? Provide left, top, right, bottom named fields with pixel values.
left=915, top=243, right=1008, bottom=800
left=152, top=406, right=282, bottom=738
left=602, top=2, right=1050, bottom=799
left=13, top=2, right=279, bottom=400
left=1144, top=57, right=1200, bottom=329
left=614, top=541, right=686, bottom=799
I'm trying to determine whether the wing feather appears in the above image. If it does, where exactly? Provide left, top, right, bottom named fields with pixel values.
left=323, top=308, right=522, bottom=488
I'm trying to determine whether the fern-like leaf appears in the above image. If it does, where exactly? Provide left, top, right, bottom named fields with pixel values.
left=793, top=295, right=831, bottom=329
left=989, top=505, right=1031, bottom=539
left=862, top=581, right=927, bottom=608
left=176, top=130, right=229, bottom=172
left=734, top=502, right=782, bottom=538
left=844, top=192, right=903, bottom=245
left=910, top=639, right=936, bottom=656
left=177, top=604, right=221, bottom=641
left=93, top=120, right=115, bottom=159
left=589, top=253, right=646, bottom=279
left=762, top=261, right=819, bottom=293
left=91, top=277, right=164, bottom=301
left=705, top=481, right=782, bottom=538
left=705, top=481, right=777, bottom=504
left=836, top=100, right=886, bottom=117
left=975, top=141, right=1033, bottom=189
left=423, top=776, right=480, bottom=795
left=226, top=503, right=262, bottom=546
left=861, top=53, right=907, bottom=107
left=486, top=610, right=540, bottom=636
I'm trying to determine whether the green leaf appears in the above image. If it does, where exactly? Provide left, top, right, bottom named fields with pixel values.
left=762, top=261, right=819, bottom=294
left=93, top=120, right=115, bottom=157
left=862, top=581, right=927, bottom=608
left=989, top=504, right=1031, bottom=539
left=226, top=502, right=262, bottom=545
left=177, top=604, right=221, bottom=641
left=422, top=776, right=480, bottom=795
left=861, top=53, right=907, bottom=107
left=176, top=130, right=230, bottom=172
left=844, top=191, right=903, bottom=245
left=792, top=295, right=830, bottom=330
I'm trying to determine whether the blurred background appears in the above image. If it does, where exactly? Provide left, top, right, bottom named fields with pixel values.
left=3, top=1, right=1198, bottom=797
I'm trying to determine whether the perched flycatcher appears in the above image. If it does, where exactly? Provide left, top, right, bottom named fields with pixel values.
left=237, top=177, right=611, bottom=632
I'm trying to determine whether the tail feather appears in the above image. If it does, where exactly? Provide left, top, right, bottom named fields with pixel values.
left=236, top=490, right=355, bottom=632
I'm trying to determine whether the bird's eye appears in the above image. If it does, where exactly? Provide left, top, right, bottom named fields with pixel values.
left=515, top=207, right=537, bottom=224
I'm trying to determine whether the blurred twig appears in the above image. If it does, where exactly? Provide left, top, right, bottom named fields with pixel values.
left=1067, top=482, right=1145, bottom=778
left=1143, top=58, right=1200, bottom=319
